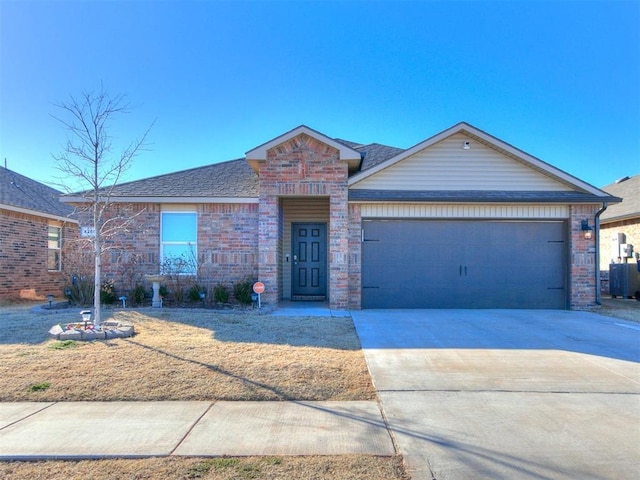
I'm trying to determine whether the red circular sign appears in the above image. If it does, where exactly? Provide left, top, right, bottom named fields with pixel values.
left=253, top=282, right=265, bottom=294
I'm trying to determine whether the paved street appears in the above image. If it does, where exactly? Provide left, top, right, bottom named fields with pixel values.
left=352, top=309, right=640, bottom=480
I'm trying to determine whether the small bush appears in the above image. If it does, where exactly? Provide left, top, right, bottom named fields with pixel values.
left=100, top=280, right=117, bottom=305
left=188, top=284, right=205, bottom=302
left=233, top=279, right=254, bottom=305
left=159, top=285, right=169, bottom=299
left=64, top=275, right=94, bottom=306
left=213, top=284, right=230, bottom=304
left=131, top=284, right=147, bottom=305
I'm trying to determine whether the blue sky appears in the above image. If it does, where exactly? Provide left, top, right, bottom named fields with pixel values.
left=1, top=0, right=639, bottom=190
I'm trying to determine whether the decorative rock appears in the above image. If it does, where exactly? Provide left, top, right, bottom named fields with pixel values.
left=48, top=321, right=135, bottom=341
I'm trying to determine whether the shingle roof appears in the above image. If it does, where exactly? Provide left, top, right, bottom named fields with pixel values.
left=334, top=139, right=405, bottom=172
left=357, top=143, right=405, bottom=171
left=81, top=158, right=259, bottom=198
left=61, top=126, right=616, bottom=204
left=0, top=166, right=74, bottom=218
left=77, top=141, right=402, bottom=199
left=600, top=174, right=640, bottom=223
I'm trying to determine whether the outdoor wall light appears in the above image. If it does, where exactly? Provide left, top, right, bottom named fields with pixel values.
left=581, top=219, right=593, bottom=239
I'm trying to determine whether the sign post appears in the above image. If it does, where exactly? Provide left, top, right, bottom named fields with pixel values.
left=252, top=282, right=265, bottom=309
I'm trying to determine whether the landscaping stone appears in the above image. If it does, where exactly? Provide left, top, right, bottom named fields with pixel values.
left=48, top=321, right=134, bottom=341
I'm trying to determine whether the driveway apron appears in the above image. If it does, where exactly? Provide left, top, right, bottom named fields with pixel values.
left=352, top=309, right=640, bottom=480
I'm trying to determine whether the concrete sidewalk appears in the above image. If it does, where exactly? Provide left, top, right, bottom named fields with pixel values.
left=0, top=401, right=395, bottom=460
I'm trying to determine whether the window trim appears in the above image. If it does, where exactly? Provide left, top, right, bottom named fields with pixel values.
left=160, top=211, right=198, bottom=275
left=47, top=224, right=62, bottom=272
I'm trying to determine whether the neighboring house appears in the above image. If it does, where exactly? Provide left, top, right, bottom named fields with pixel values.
left=0, top=166, right=77, bottom=300
left=62, top=122, right=619, bottom=310
left=599, top=174, right=640, bottom=295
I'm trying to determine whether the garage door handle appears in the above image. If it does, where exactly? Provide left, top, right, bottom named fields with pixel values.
left=459, top=265, right=462, bottom=276
left=464, top=266, right=467, bottom=276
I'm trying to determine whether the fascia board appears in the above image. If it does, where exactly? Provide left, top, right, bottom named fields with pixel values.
left=61, top=196, right=259, bottom=204
left=0, top=203, right=79, bottom=224
left=245, top=125, right=361, bottom=162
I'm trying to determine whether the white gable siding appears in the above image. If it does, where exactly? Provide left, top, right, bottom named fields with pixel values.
left=351, top=133, right=572, bottom=191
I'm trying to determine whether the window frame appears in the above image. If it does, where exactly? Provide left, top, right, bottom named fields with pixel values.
left=160, top=211, right=198, bottom=275
left=47, top=225, right=62, bottom=272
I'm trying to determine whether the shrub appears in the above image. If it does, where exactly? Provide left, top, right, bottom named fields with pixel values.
left=233, top=279, right=254, bottom=305
left=213, top=284, right=230, bottom=304
left=100, top=280, right=117, bottom=305
left=159, top=285, right=169, bottom=299
left=131, top=284, right=147, bottom=305
left=64, top=274, right=94, bottom=306
left=188, top=284, right=206, bottom=302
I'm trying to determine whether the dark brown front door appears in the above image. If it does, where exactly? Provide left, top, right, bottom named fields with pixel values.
left=292, top=223, right=327, bottom=299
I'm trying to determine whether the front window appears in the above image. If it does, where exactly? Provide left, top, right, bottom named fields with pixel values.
left=47, top=225, right=61, bottom=271
left=160, top=212, right=197, bottom=274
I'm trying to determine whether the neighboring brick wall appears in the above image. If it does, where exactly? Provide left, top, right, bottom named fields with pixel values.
left=0, top=208, right=77, bottom=300
left=569, top=204, right=601, bottom=309
left=599, top=218, right=640, bottom=295
left=259, top=133, right=350, bottom=309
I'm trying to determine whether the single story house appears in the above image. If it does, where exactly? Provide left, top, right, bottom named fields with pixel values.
left=598, top=174, right=639, bottom=296
left=0, top=166, right=78, bottom=300
left=62, top=122, right=620, bottom=310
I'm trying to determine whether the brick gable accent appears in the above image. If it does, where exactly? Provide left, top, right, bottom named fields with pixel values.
left=258, top=133, right=350, bottom=308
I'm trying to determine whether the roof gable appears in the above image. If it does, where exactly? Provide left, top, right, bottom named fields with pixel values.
left=246, top=125, right=362, bottom=173
left=348, top=122, right=611, bottom=198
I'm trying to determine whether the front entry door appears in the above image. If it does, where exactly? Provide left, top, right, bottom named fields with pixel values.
left=292, top=223, right=327, bottom=299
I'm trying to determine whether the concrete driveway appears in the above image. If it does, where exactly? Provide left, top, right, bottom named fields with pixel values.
left=351, top=309, right=640, bottom=480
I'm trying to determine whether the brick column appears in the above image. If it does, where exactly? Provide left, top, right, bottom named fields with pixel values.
left=329, top=188, right=349, bottom=310
left=569, top=204, right=600, bottom=309
left=258, top=194, right=280, bottom=306
left=347, top=203, right=362, bottom=310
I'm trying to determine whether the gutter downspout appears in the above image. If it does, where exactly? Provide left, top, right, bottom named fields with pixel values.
left=594, top=203, right=608, bottom=305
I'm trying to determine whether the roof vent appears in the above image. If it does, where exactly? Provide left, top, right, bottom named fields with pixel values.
left=615, top=176, right=630, bottom=184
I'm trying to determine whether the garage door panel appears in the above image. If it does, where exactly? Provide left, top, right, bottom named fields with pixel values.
left=362, top=220, right=567, bottom=309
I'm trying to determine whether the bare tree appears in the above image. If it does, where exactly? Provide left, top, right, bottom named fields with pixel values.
left=52, top=87, right=153, bottom=325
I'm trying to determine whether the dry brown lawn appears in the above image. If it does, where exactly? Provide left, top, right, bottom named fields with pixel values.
left=0, top=304, right=408, bottom=479
left=0, top=455, right=408, bottom=480
left=0, top=306, right=376, bottom=402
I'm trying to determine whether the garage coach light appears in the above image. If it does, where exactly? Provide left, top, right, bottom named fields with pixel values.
left=581, top=219, right=593, bottom=240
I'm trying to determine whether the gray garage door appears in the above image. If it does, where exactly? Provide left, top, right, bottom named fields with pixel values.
left=362, top=219, right=567, bottom=309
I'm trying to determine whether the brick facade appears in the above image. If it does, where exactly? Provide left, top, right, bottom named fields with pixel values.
left=258, top=133, right=350, bottom=309
left=0, top=208, right=77, bottom=300
left=347, top=203, right=362, bottom=310
left=50, top=126, right=612, bottom=311
left=569, top=204, right=601, bottom=309
left=70, top=202, right=259, bottom=301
